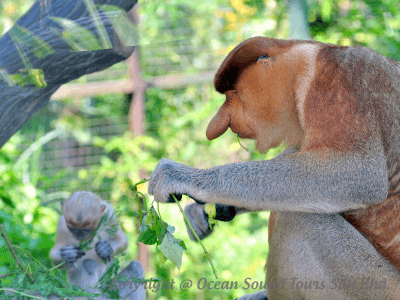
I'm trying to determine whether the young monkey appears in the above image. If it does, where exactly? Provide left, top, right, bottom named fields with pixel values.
left=50, top=191, right=128, bottom=289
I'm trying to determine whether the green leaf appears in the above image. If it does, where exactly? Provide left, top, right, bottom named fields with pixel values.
left=137, top=222, right=158, bottom=245
left=9, top=69, right=47, bottom=88
left=156, top=225, right=166, bottom=243
left=0, top=69, right=15, bottom=87
left=205, top=203, right=217, bottom=228
left=100, top=5, right=139, bottom=47
left=83, top=0, right=112, bottom=48
left=179, top=240, right=187, bottom=251
left=51, top=17, right=103, bottom=51
left=321, top=0, right=332, bottom=22
left=205, top=203, right=216, bottom=219
left=9, top=25, right=54, bottom=58
left=159, top=232, right=184, bottom=270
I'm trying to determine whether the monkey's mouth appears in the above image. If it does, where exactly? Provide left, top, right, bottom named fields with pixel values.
left=78, top=233, right=94, bottom=241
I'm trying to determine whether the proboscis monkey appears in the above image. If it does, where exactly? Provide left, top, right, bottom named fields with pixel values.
left=149, top=37, right=400, bottom=299
left=50, top=191, right=145, bottom=300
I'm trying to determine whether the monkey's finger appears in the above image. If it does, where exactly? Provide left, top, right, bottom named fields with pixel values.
left=190, top=196, right=206, bottom=205
left=184, top=203, right=213, bottom=241
left=62, top=245, right=79, bottom=250
left=214, top=204, right=237, bottom=221
left=167, top=193, right=182, bottom=203
left=96, top=240, right=113, bottom=260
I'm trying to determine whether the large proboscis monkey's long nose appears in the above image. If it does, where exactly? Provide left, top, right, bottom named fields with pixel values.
left=206, top=101, right=232, bottom=140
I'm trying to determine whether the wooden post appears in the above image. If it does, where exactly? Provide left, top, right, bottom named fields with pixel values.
left=126, top=5, right=149, bottom=273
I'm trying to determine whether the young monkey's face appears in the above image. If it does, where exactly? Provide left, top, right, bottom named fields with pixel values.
left=62, top=191, right=106, bottom=241
left=65, top=219, right=97, bottom=241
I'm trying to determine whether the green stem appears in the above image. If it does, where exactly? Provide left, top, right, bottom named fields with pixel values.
left=171, top=195, right=218, bottom=279
left=137, top=191, right=148, bottom=215
left=133, top=178, right=149, bottom=189
left=136, top=193, right=143, bottom=224
left=237, top=134, right=249, bottom=151
left=0, top=288, right=45, bottom=300
left=48, top=261, right=65, bottom=272
left=135, top=179, right=149, bottom=224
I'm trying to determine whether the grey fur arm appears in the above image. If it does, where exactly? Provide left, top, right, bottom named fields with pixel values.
left=149, top=148, right=388, bottom=214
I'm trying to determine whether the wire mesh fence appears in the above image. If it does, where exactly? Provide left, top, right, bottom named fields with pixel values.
left=17, top=17, right=235, bottom=205
left=19, top=112, right=130, bottom=201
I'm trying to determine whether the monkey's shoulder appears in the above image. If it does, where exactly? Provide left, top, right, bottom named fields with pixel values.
left=101, top=200, right=114, bottom=212
left=96, top=201, right=122, bottom=238
left=100, top=201, right=118, bottom=222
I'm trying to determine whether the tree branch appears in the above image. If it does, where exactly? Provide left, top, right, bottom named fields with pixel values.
left=0, top=0, right=137, bottom=148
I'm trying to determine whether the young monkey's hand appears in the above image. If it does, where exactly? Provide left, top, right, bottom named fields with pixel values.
left=60, top=245, right=85, bottom=263
left=96, top=240, right=113, bottom=261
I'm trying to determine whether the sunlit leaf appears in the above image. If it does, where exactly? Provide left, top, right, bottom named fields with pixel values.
left=10, top=69, right=47, bottom=88
left=51, top=17, right=103, bottom=51
left=83, top=0, right=112, bottom=48
left=159, top=232, right=184, bottom=270
left=100, top=5, right=139, bottom=47
left=9, top=25, right=54, bottom=58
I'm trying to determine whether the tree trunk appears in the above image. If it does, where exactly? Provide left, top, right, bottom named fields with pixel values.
left=0, top=0, right=137, bottom=148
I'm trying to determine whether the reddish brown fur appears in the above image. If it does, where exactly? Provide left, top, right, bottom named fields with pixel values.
left=302, top=46, right=376, bottom=152
left=343, top=193, right=400, bottom=270
left=212, top=36, right=400, bottom=272
left=268, top=212, right=276, bottom=243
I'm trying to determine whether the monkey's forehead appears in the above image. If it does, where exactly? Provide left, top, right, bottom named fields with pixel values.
left=65, top=191, right=102, bottom=208
left=214, top=36, right=321, bottom=94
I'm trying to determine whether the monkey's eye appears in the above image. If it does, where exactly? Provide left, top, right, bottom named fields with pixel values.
left=257, top=54, right=269, bottom=61
left=83, top=228, right=93, bottom=233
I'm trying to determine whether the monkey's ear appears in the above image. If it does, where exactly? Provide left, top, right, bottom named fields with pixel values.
left=100, top=205, right=106, bottom=213
left=214, top=37, right=293, bottom=93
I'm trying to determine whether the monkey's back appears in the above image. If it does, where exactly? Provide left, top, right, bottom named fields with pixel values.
left=336, top=46, right=400, bottom=271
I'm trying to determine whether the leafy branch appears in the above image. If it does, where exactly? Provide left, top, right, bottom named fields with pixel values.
left=134, top=179, right=218, bottom=279
left=171, top=194, right=218, bottom=279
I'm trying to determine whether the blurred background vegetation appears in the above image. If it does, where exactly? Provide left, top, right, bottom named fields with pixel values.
left=1, top=0, right=400, bottom=299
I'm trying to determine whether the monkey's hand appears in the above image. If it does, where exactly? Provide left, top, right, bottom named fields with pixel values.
left=96, top=240, right=113, bottom=261
left=184, top=203, right=213, bottom=241
left=149, top=158, right=205, bottom=204
left=60, top=245, right=85, bottom=263
left=184, top=203, right=237, bottom=241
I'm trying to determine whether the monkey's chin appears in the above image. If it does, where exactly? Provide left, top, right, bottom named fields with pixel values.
left=255, top=140, right=271, bottom=153
left=75, top=234, right=91, bottom=241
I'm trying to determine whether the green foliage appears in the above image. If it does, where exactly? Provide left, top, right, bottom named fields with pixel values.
left=9, top=25, right=54, bottom=58
left=101, top=5, right=139, bottom=47
left=3, top=0, right=400, bottom=299
left=132, top=180, right=189, bottom=272
left=205, top=203, right=218, bottom=229
left=51, top=17, right=103, bottom=51
left=0, top=134, right=59, bottom=271
left=138, top=207, right=185, bottom=270
left=0, top=227, right=143, bottom=300
left=9, top=68, right=47, bottom=88
left=308, top=0, right=400, bottom=60
left=87, top=132, right=160, bottom=201
left=0, top=253, right=100, bottom=300
left=0, top=0, right=35, bottom=36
